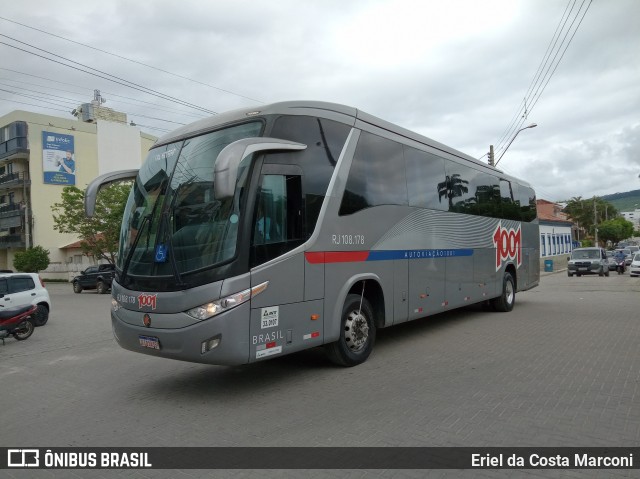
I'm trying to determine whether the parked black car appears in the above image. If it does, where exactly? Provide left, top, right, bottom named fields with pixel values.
left=72, top=264, right=115, bottom=294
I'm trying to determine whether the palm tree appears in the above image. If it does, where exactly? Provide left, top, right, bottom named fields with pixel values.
left=438, top=174, right=469, bottom=210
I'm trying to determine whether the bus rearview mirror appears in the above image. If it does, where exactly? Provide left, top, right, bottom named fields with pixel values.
left=84, top=169, right=139, bottom=217
left=214, top=137, right=306, bottom=199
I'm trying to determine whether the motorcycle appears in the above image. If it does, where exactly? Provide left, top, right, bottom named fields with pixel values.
left=0, top=304, right=37, bottom=344
left=616, top=259, right=626, bottom=275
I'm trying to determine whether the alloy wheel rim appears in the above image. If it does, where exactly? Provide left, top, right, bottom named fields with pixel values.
left=344, top=309, right=369, bottom=353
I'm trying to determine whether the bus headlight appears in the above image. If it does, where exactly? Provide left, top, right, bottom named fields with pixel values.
left=186, top=281, right=269, bottom=321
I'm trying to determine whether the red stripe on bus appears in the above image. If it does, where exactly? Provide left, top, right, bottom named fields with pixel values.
left=304, top=251, right=369, bottom=264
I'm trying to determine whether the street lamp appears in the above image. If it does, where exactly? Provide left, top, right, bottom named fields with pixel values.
left=494, top=123, right=537, bottom=166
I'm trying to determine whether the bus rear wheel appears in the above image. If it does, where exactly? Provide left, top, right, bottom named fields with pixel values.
left=325, top=294, right=376, bottom=367
left=491, top=272, right=515, bottom=312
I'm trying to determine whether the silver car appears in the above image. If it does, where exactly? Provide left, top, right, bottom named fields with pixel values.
left=567, top=247, right=610, bottom=277
left=629, top=253, right=640, bottom=277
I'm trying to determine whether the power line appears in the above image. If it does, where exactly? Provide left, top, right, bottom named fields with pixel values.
left=0, top=34, right=217, bottom=115
left=0, top=87, right=73, bottom=109
left=0, top=15, right=264, bottom=104
left=493, top=0, right=592, bottom=159
left=0, top=82, right=185, bottom=127
left=0, top=75, right=208, bottom=119
left=495, top=0, right=590, bottom=156
left=0, top=81, right=80, bottom=105
left=494, top=0, right=576, bottom=150
left=0, top=97, right=70, bottom=113
left=0, top=88, right=183, bottom=136
left=522, top=0, right=577, bottom=110
left=527, top=0, right=593, bottom=114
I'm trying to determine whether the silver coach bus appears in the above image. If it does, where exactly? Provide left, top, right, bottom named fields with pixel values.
left=85, top=101, right=539, bottom=367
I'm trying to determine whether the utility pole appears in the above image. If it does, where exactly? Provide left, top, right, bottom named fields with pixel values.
left=594, top=197, right=598, bottom=245
left=488, top=145, right=494, bottom=166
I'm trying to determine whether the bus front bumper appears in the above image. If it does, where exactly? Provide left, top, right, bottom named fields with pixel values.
left=111, top=303, right=250, bottom=366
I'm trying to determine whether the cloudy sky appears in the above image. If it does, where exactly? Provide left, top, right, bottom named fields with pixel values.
left=0, top=0, right=638, bottom=202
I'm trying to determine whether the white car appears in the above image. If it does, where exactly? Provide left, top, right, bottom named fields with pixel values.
left=0, top=273, right=51, bottom=326
left=630, top=253, right=640, bottom=277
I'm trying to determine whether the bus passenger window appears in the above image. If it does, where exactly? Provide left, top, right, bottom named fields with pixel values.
left=339, top=131, right=406, bottom=216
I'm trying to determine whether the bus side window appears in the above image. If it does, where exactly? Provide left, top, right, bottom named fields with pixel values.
left=251, top=174, right=303, bottom=267
left=339, top=131, right=406, bottom=216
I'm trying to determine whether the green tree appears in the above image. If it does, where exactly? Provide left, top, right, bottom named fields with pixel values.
left=51, top=183, right=131, bottom=264
left=13, top=245, right=50, bottom=272
left=563, top=196, right=618, bottom=238
left=597, top=217, right=635, bottom=245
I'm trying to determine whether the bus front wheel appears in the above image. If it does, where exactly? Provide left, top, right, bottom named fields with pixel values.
left=492, top=272, right=515, bottom=312
left=325, top=294, right=376, bottom=367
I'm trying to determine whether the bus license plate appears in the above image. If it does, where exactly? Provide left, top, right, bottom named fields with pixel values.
left=139, top=335, right=160, bottom=350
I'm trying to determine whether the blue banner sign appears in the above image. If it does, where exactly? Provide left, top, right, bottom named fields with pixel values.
left=42, top=131, right=76, bottom=185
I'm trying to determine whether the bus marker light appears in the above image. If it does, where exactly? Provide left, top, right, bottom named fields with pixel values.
left=310, top=314, right=320, bottom=321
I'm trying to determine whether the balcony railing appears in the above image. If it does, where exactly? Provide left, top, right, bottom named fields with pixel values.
left=0, top=233, right=25, bottom=248
left=0, top=171, right=30, bottom=187
left=0, top=203, right=24, bottom=216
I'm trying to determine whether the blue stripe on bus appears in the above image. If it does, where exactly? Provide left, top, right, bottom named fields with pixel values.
left=367, top=249, right=474, bottom=261
left=305, top=249, right=474, bottom=264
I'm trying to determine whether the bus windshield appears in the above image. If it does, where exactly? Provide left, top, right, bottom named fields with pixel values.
left=118, top=122, right=263, bottom=283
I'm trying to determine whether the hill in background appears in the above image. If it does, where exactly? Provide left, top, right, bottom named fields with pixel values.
left=602, top=189, right=640, bottom=212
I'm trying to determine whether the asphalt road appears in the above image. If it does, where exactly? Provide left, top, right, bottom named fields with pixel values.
left=1, top=271, right=639, bottom=478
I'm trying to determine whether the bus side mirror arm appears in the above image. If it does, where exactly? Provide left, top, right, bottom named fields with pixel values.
left=214, top=137, right=306, bottom=199
left=84, top=169, right=139, bottom=217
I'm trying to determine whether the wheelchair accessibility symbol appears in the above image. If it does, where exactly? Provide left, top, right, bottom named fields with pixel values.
left=154, top=244, right=168, bottom=263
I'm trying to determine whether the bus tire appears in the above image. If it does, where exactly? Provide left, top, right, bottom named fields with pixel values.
left=491, top=272, right=515, bottom=312
left=325, top=294, right=376, bottom=367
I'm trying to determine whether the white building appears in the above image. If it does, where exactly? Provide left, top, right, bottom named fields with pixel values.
left=620, top=209, right=640, bottom=227
left=537, top=199, right=574, bottom=271
left=0, top=102, right=156, bottom=278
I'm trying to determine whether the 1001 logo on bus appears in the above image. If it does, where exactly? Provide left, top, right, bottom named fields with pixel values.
left=138, top=293, right=158, bottom=310
left=492, top=222, right=522, bottom=270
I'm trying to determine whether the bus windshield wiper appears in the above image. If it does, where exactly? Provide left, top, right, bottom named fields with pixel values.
left=160, top=209, right=188, bottom=288
left=121, top=213, right=150, bottom=281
